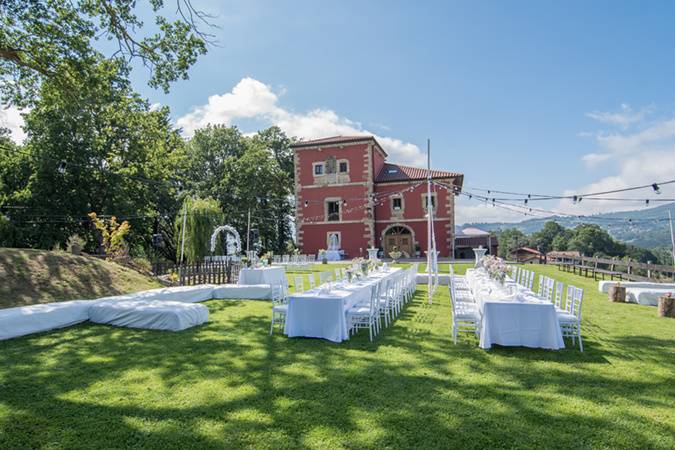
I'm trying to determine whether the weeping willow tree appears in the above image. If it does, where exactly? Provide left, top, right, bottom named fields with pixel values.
left=174, top=197, right=224, bottom=263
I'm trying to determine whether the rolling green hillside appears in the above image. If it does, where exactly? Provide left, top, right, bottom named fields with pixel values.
left=462, top=202, right=675, bottom=249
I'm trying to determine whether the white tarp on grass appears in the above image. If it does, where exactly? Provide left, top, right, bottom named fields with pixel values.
left=88, top=299, right=208, bottom=331
left=212, top=284, right=272, bottom=300
left=0, top=300, right=92, bottom=341
left=598, top=281, right=675, bottom=293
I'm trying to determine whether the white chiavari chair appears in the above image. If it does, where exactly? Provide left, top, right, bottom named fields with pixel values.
left=319, top=271, right=331, bottom=285
left=554, top=281, right=564, bottom=310
left=449, top=284, right=480, bottom=344
left=308, top=273, right=316, bottom=290
left=557, top=286, right=584, bottom=351
left=294, top=276, right=305, bottom=293
left=545, top=277, right=555, bottom=302
left=269, top=284, right=289, bottom=335
left=346, top=280, right=381, bottom=341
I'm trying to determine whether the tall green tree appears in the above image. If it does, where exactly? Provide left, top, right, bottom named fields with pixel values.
left=1, top=0, right=209, bottom=106
left=4, top=59, right=187, bottom=251
left=183, top=125, right=295, bottom=254
left=174, top=196, right=223, bottom=263
left=497, top=228, right=527, bottom=258
left=529, top=221, right=570, bottom=254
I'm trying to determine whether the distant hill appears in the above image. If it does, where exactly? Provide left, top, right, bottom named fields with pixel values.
left=0, top=248, right=161, bottom=309
left=459, top=203, right=675, bottom=249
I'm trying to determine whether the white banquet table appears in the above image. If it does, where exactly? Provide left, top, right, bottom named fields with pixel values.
left=238, top=266, right=288, bottom=288
left=284, top=267, right=401, bottom=342
left=466, top=269, right=564, bottom=350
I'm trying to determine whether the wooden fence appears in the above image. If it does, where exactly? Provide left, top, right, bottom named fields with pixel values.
left=152, top=261, right=243, bottom=286
left=549, top=255, right=675, bottom=282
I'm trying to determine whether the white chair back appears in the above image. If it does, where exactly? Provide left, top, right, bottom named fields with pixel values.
left=294, top=276, right=304, bottom=293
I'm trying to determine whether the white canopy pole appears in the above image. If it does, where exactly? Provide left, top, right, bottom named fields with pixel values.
left=426, top=139, right=434, bottom=304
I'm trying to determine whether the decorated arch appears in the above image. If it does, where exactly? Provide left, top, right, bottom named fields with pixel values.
left=210, top=225, right=242, bottom=255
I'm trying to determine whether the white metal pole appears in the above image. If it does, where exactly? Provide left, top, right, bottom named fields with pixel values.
left=246, top=208, right=251, bottom=255
left=179, top=203, right=188, bottom=265
left=427, top=139, right=433, bottom=304
left=669, top=210, right=675, bottom=270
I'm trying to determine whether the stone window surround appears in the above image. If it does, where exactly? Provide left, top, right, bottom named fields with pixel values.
left=390, top=194, right=404, bottom=214
left=421, top=192, right=438, bottom=213
left=326, top=231, right=342, bottom=249
left=313, top=162, right=325, bottom=176
left=324, top=196, right=342, bottom=222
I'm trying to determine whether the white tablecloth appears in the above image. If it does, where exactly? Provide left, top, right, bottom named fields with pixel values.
left=284, top=268, right=401, bottom=342
left=466, top=269, right=564, bottom=350
left=238, top=267, right=288, bottom=288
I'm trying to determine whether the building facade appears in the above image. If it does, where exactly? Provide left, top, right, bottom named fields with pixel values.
left=454, top=227, right=499, bottom=260
left=292, top=136, right=463, bottom=259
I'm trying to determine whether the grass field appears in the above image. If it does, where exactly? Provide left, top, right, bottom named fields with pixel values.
left=0, top=264, right=673, bottom=449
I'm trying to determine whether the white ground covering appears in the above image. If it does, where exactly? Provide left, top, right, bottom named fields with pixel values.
left=0, top=283, right=279, bottom=341
left=625, top=288, right=674, bottom=306
left=0, top=300, right=92, bottom=341
left=598, top=281, right=675, bottom=293
left=597, top=281, right=675, bottom=306
left=89, top=299, right=209, bottom=331
left=212, top=284, right=272, bottom=299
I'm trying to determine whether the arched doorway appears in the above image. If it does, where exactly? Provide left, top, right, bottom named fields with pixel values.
left=383, top=225, right=413, bottom=258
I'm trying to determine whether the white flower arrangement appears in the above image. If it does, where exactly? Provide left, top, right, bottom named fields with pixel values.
left=481, top=255, right=508, bottom=283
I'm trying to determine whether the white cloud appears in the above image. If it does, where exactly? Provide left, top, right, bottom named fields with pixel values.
left=559, top=111, right=675, bottom=215
left=586, top=103, right=651, bottom=129
left=0, top=106, right=27, bottom=143
left=581, top=152, right=613, bottom=167
left=176, top=77, right=426, bottom=166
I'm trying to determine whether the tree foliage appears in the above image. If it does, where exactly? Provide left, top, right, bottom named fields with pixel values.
left=88, top=212, right=130, bottom=259
left=497, top=220, right=659, bottom=263
left=174, top=196, right=223, bottom=264
left=0, top=59, right=186, bottom=252
left=0, top=0, right=210, bottom=105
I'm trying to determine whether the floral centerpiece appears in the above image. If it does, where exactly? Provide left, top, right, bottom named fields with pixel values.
left=345, top=267, right=354, bottom=283
left=389, top=245, right=402, bottom=263
left=482, top=255, right=508, bottom=284
left=352, top=257, right=370, bottom=276
left=262, top=251, right=273, bottom=266
left=318, top=249, right=327, bottom=264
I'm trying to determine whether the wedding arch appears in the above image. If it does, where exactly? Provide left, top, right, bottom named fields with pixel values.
left=210, top=225, right=242, bottom=255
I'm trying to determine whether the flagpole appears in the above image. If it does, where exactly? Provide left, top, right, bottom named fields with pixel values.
left=427, top=139, right=433, bottom=304
left=669, top=210, right=675, bottom=270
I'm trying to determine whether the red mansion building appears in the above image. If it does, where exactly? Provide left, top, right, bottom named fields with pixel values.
left=292, top=136, right=464, bottom=259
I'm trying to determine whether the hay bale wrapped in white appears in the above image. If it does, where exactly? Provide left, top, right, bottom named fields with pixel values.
left=88, top=299, right=208, bottom=331
left=0, top=300, right=92, bottom=341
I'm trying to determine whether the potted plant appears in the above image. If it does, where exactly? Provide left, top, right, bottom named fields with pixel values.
left=318, top=249, right=328, bottom=264
left=414, top=244, right=421, bottom=257
left=389, top=246, right=402, bottom=264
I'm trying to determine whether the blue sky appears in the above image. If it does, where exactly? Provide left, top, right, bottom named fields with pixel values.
left=3, top=1, right=675, bottom=224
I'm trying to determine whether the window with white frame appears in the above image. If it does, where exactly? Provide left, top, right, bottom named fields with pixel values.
left=391, top=196, right=403, bottom=212
left=338, top=160, right=349, bottom=173
left=313, top=162, right=324, bottom=176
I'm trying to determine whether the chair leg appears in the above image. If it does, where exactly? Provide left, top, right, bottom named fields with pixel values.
left=578, top=328, right=583, bottom=352
left=269, top=314, right=275, bottom=336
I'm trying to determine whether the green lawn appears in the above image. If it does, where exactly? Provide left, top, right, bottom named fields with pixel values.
left=0, top=264, right=673, bottom=449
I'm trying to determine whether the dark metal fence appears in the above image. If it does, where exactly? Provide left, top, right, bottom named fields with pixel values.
left=152, top=260, right=243, bottom=286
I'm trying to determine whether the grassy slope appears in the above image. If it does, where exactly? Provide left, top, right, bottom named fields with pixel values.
left=0, top=248, right=161, bottom=308
left=0, top=264, right=673, bottom=449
